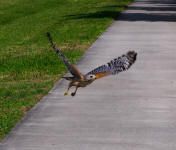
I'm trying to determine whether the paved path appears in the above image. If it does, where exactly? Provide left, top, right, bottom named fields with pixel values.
left=1, top=0, right=176, bottom=149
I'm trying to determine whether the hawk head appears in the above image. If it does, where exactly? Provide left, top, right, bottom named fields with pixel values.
left=85, top=74, right=97, bottom=81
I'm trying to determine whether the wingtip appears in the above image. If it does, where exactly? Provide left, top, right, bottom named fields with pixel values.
left=127, top=50, right=137, bottom=63
left=127, top=50, right=137, bottom=55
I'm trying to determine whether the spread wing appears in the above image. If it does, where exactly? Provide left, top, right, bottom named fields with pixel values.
left=86, top=51, right=137, bottom=79
left=47, top=32, right=83, bottom=79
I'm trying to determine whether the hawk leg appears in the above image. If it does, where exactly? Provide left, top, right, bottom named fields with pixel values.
left=71, top=86, right=78, bottom=97
left=64, top=84, right=72, bottom=96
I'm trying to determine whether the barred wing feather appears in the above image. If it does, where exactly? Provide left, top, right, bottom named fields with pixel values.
left=47, top=32, right=83, bottom=79
left=86, top=51, right=137, bottom=79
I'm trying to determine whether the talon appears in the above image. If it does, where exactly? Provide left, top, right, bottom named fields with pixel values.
left=71, top=92, right=76, bottom=96
left=64, top=90, right=68, bottom=96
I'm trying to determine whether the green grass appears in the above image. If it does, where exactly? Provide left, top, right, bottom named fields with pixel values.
left=0, top=0, right=133, bottom=141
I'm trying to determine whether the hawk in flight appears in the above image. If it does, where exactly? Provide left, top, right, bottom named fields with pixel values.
left=47, top=32, right=137, bottom=96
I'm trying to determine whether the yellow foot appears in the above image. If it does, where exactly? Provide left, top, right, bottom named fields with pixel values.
left=71, top=92, right=76, bottom=96
left=64, top=90, right=68, bottom=96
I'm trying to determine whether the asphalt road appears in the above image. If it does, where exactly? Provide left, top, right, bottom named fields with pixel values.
left=1, top=0, right=176, bottom=149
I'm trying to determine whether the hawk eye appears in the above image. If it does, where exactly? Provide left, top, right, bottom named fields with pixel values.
left=90, top=75, right=93, bottom=78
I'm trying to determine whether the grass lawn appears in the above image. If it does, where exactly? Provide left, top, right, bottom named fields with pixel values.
left=0, top=0, right=133, bottom=141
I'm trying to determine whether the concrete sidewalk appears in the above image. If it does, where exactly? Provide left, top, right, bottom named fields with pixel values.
left=1, top=0, right=176, bottom=149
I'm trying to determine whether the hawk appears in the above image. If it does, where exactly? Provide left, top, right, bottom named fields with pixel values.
left=47, top=32, right=137, bottom=96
